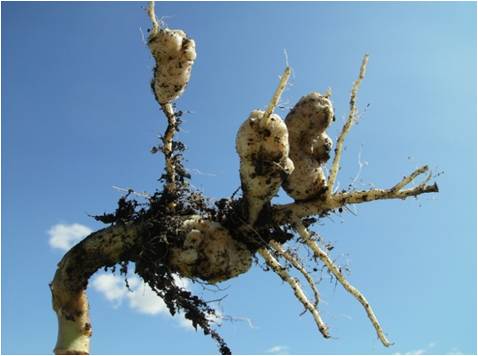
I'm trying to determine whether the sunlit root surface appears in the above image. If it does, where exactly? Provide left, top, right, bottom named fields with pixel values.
left=50, top=3, right=439, bottom=355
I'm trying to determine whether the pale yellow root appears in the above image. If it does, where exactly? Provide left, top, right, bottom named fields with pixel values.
left=148, top=1, right=160, bottom=36
left=391, top=165, right=429, bottom=192
left=273, top=165, right=438, bottom=225
left=327, top=55, right=369, bottom=195
left=258, top=247, right=329, bottom=338
left=269, top=240, right=321, bottom=308
left=294, top=221, right=392, bottom=347
left=262, top=67, right=291, bottom=128
left=160, top=103, right=178, bottom=201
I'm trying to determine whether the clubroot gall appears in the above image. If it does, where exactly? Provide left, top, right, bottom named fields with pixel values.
left=50, top=2, right=439, bottom=355
left=283, top=92, right=335, bottom=201
left=148, top=1, right=196, bottom=105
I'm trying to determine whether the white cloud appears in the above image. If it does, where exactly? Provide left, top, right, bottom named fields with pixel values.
left=267, top=345, right=289, bottom=354
left=447, top=347, right=464, bottom=355
left=92, top=273, right=167, bottom=315
left=48, top=223, right=92, bottom=251
left=207, top=308, right=223, bottom=325
left=394, top=342, right=437, bottom=355
left=91, top=274, right=128, bottom=308
left=126, top=279, right=168, bottom=315
left=176, top=301, right=222, bottom=331
left=177, top=313, right=195, bottom=330
left=92, top=272, right=198, bottom=329
left=173, top=274, right=190, bottom=290
left=394, top=349, right=425, bottom=355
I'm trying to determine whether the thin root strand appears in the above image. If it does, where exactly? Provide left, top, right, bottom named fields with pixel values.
left=148, top=1, right=160, bottom=36
left=294, top=221, right=392, bottom=347
left=269, top=240, right=321, bottom=309
left=258, top=247, right=330, bottom=338
left=391, top=165, right=429, bottom=192
left=262, top=66, right=291, bottom=127
left=327, top=54, right=369, bottom=194
left=161, top=103, right=178, bottom=201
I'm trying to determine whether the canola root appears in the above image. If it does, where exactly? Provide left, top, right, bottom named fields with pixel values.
left=169, top=216, right=253, bottom=283
left=258, top=247, right=329, bottom=338
left=148, top=28, right=196, bottom=104
left=294, top=221, right=392, bottom=347
left=327, top=55, right=369, bottom=192
left=283, top=157, right=327, bottom=201
left=283, top=93, right=335, bottom=201
left=236, top=110, right=294, bottom=224
left=269, top=240, right=321, bottom=310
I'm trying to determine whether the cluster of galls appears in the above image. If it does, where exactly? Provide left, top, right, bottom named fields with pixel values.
left=143, top=21, right=335, bottom=355
left=145, top=23, right=335, bottom=292
left=236, top=93, right=334, bottom=225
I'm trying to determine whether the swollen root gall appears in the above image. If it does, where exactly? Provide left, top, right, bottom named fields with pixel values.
left=148, top=28, right=196, bottom=104
left=283, top=93, right=334, bottom=201
left=168, top=216, right=253, bottom=283
left=236, top=110, right=294, bottom=223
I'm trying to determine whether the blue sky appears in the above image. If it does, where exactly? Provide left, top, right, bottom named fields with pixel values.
left=1, top=1, right=476, bottom=355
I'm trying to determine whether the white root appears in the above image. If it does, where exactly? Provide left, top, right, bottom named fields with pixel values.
left=283, top=93, right=335, bottom=200
left=168, top=216, right=253, bottom=283
left=258, top=248, right=329, bottom=338
left=327, top=55, right=368, bottom=195
left=51, top=224, right=142, bottom=355
left=147, top=1, right=160, bottom=36
left=391, top=165, right=429, bottom=192
left=49, top=4, right=440, bottom=350
left=160, top=102, right=179, bottom=199
left=147, top=2, right=195, bottom=200
left=294, top=221, right=392, bottom=347
left=262, top=66, right=291, bottom=127
left=148, top=2, right=196, bottom=104
left=273, top=165, right=438, bottom=225
left=269, top=240, right=321, bottom=309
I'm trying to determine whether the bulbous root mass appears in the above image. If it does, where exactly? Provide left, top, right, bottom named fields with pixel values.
left=169, top=216, right=253, bottom=283
left=147, top=3, right=196, bottom=105
left=50, top=3, right=439, bottom=355
left=234, top=54, right=435, bottom=348
left=236, top=110, right=294, bottom=224
left=283, top=92, right=335, bottom=200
